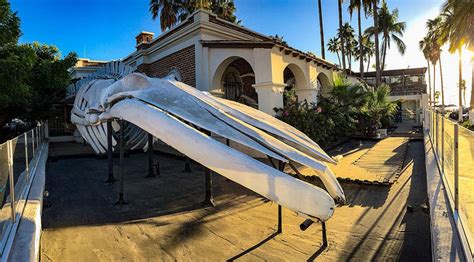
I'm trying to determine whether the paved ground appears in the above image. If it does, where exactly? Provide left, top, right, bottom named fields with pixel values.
left=41, top=141, right=431, bottom=261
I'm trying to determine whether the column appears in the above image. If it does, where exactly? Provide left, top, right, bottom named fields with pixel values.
left=253, top=81, right=286, bottom=115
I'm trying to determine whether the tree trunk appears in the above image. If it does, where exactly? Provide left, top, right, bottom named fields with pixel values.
left=336, top=52, right=341, bottom=67
left=381, top=37, right=387, bottom=72
left=338, top=0, right=346, bottom=71
left=358, top=7, right=363, bottom=77
left=458, top=48, right=463, bottom=122
left=318, top=0, right=325, bottom=60
left=427, top=60, right=431, bottom=103
left=367, top=56, right=371, bottom=72
left=373, top=0, right=381, bottom=87
left=433, top=63, right=436, bottom=107
left=439, top=56, right=445, bottom=115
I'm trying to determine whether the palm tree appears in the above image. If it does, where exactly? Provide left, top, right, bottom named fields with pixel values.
left=338, top=23, right=357, bottom=72
left=365, top=1, right=406, bottom=72
left=348, top=0, right=372, bottom=77
left=149, top=0, right=183, bottom=31
left=419, top=36, right=433, bottom=105
left=338, top=0, right=346, bottom=71
left=372, top=0, right=381, bottom=87
left=150, top=0, right=240, bottom=32
left=317, top=0, right=325, bottom=59
left=328, top=37, right=342, bottom=66
left=440, top=0, right=473, bottom=122
left=427, top=17, right=445, bottom=114
left=356, top=35, right=375, bottom=72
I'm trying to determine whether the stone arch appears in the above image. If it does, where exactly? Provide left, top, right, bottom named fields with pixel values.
left=317, top=72, right=332, bottom=97
left=211, top=56, right=258, bottom=108
left=283, top=63, right=309, bottom=105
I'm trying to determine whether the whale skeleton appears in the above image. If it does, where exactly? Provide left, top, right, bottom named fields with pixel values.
left=71, top=61, right=345, bottom=222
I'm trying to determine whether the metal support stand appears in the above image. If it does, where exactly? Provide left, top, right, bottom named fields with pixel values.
left=277, top=160, right=286, bottom=234
left=202, top=129, right=215, bottom=207
left=106, top=121, right=116, bottom=183
left=202, top=164, right=215, bottom=207
left=146, top=133, right=157, bottom=178
left=321, top=222, right=328, bottom=247
left=115, top=120, right=127, bottom=206
left=183, top=157, right=191, bottom=172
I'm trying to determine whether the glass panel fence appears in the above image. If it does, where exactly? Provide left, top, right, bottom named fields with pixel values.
left=458, top=125, right=474, bottom=237
left=443, top=117, right=456, bottom=195
left=0, top=142, right=11, bottom=249
left=27, top=130, right=34, bottom=166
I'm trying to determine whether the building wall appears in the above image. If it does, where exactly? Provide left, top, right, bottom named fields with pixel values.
left=137, top=45, right=196, bottom=87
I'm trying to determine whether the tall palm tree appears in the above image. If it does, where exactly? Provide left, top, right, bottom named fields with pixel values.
left=150, top=0, right=239, bottom=32
left=419, top=36, right=433, bottom=105
left=372, top=0, right=381, bottom=87
left=338, top=0, right=346, bottom=71
left=440, top=0, right=474, bottom=122
left=328, top=37, right=342, bottom=66
left=356, top=35, right=375, bottom=72
left=348, top=0, right=372, bottom=77
left=149, top=0, right=183, bottom=31
left=365, top=1, right=406, bottom=72
left=338, top=23, right=357, bottom=72
left=317, top=0, right=325, bottom=59
left=427, top=16, right=445, bottom=113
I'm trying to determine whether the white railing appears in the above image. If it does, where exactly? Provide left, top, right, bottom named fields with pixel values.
left=0, top=122, right=47, bottom=256
left=424, top=109, right=474, bottom=259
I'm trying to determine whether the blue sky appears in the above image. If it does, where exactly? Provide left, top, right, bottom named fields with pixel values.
left=10, top=0, right=442, bottom=66
left=9, top=0, right=471, bottom=105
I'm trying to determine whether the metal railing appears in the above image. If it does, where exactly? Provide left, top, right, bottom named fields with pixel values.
left=0, top=122, right=47, bottom=255
left=424, top=109, right=474, bottom=258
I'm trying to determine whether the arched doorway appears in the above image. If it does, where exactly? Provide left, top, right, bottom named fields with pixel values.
left=317, top=72, right=332, bottom=97
left=218, top=58, right=258, bottom=108
left=282, top=64, right=308, bottom=106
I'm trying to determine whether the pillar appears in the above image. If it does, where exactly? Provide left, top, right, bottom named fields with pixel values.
left=253, top=81, right=285, bottom=115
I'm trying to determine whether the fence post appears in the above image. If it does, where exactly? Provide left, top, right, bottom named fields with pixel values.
left=31, top=129, right=35, bottom=157
left=454, top=123, right=459, bottom=211
left=435, top=112, right=439, bottom=156
left=441, top=114, right=445, bottom=173
left=7, top=140, right=15, bottom=223
left=25, top=133, right=29, bottom=182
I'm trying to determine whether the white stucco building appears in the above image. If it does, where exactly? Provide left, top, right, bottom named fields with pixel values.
left=120, top=9, right=359, bottom=115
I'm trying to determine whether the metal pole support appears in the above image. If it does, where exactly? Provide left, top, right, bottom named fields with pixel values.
left=115, top=120, right=127, bottom=206
left=24, top=133, right=29, bottom=182
left=202, top=166, right=215, bottom=207
left=184, top=157, right=191, bottom=173
left=322, top=222, right=328, bottom=247
left=454, top=124, right=459, bottom=210
left=106, top=121, right=116, bottom=183
left=7, top=140, right=15, bottom=223
left=277, top=160, right=286, bottom=234
left=146, top=133, right=157, bottom=178
left=441, top=113, right=445, bottom=173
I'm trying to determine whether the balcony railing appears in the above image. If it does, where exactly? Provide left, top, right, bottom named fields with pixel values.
left=0, top=123, right=46, bottom=255
left=425, top=109, right=474, bottom=258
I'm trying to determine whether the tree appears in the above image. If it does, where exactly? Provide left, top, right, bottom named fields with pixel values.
left=440, top=0, right=473, bottom=122
left=317, top=0, right=325, bottom=59
left=355, top=35, right=375, bottom=72
left=149, top=0, right=239, bottom=32
left=0, top=0, right=77, bottom=128
left=338, top=23, right=357, bottom=72
left=372, top=0, right=381, bottom=87
left=419, top=36, right=433, bottom=105
left=365, top=1, right=406, bottom=72
left=338, top=0, right=346, bottom=71
left=426, top=16, right=445, bottom=115
left=328, top=37, right=342, bottom=66
left=0, top=0, right=20, bottom=47
left=348, top=0, right=372, bottom=77
left=359, top=84, right=398, bottom=135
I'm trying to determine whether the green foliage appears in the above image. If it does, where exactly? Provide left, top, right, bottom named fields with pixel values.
left=0, top=1, right=77, bottom=126
left=150, top=0, right=240, bottom=31
left=0, top=0, right=21, bottom=47
left=275, top=75, right=398, bottom=146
